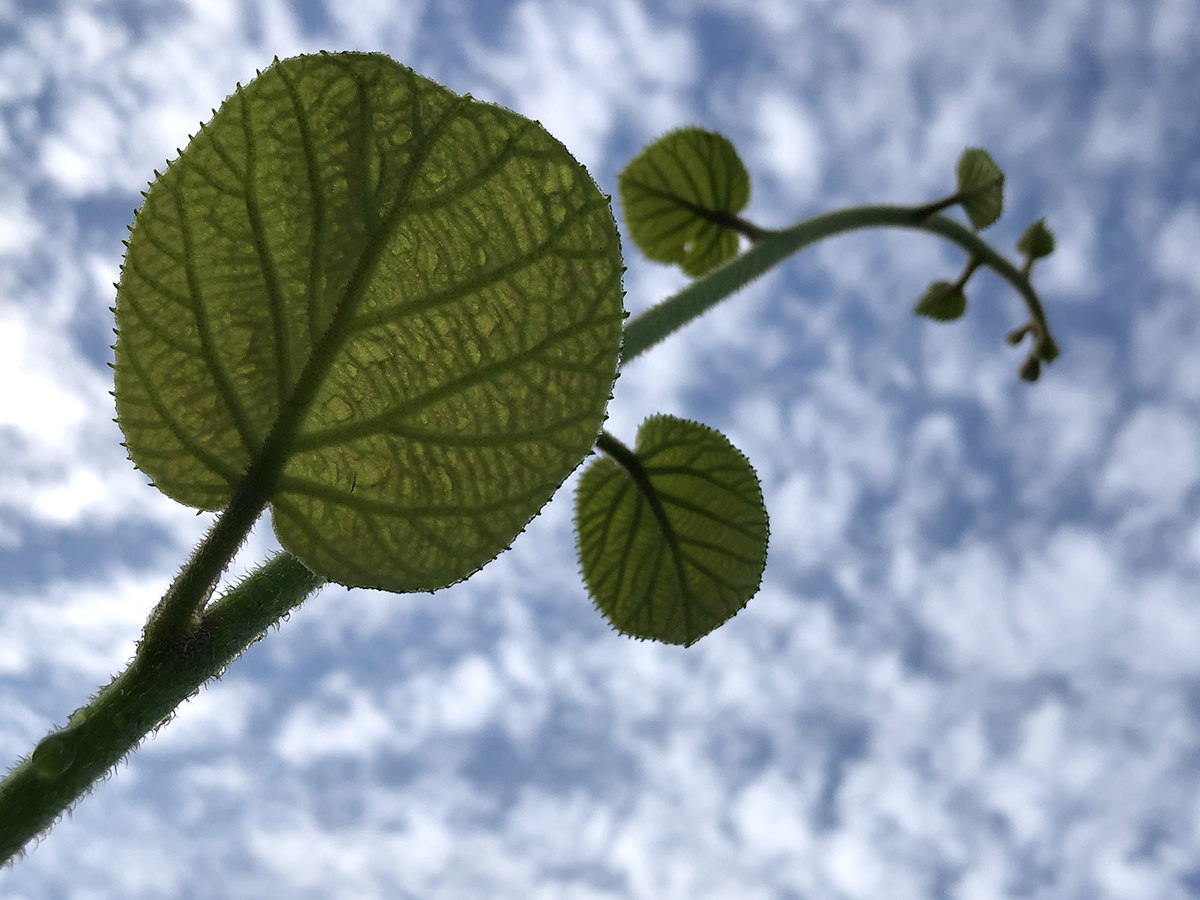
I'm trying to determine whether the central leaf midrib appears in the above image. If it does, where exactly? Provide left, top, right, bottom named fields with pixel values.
left=657, top=136, right=719, bottom=214
left=601, top=433, right=698, bottom=641
left=248, top=86, right=474, bottom=492
left=624, top=175, right=740, bottom=234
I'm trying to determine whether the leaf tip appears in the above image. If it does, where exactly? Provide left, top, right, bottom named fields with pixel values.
left=913, top=280, right=967, bottom=322
left=1017, top=218, right=1055, bottom=260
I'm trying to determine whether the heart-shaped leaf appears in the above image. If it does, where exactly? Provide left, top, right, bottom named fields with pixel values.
left=575, top=416, right=768, bottom=646
left=114, top=52, right=624, bottom=593
left=955, top=147, right=1004, bottom=230
left=913, top=280, right=967, bottom=322
left=618, top=128, right=751, bottom=277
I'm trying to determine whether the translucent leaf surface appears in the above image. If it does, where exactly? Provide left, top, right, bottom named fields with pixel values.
left=114, top=52, right=624, bottom=592
left=913, top=280, right=967, bottom=321
left=575, top=416, right=768, bottom=646
left=618, top=128, right=750, bottom=277
left=955, top=147, right=1004, bottom=230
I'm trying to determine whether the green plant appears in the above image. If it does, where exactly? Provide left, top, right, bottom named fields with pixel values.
left=0, top=50, right=1058, bottom=864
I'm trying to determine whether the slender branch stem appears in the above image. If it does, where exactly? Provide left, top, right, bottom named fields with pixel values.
left=955, top=255, right=983, bottom=289
left=595, top=430, right=641, bottom=479
left=723, top=213, right=772, bottom=243
left=0, top=554, right=325, bottom=865
left=142, top=366, right=315, bottom=651
left=621, top=204, right=1057, bottom=365
left=913, top=192, right=965, bottom=220
left=913, top=176, right=1002, bottom=221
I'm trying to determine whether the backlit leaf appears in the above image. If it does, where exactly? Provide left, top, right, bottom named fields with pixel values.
left=955, top=147, right=1004, bottom=230
left=618, top=128, right=750, bottom=277
left=1017, top=217, right=1055, bottom=259
left=913, top=280, right=967, bottom=322
left=575, top=416, right=768, bottom=646
left=114, top=52, right=624, bottom=593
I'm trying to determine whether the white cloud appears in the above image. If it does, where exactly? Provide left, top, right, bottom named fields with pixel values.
left=1153, top=0, right=1200, bottom=57
left=469, top=0, right=697, bottom=171
left=1017, top=351, right=1119, bottom=493
left=149, top=680, right=267, bottom=752
left=1099, top=405, right=1200, bottom=511
left=0, top=190, right=40, bottom=257
left=1156, top=203, right=1200, bottom=292
left=751, top=90, right=823, bottom=201
left=0, top=308, right=90, bottom=447
left=1084, top=90, right=1165, bottom=168
left=1038, top=192, right=1101, bottom=299
left=273, top=672, right=396, bottom=766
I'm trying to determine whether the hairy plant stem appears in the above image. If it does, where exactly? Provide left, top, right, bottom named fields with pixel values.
left=0, top=554, right=325, bottom=864
left=620, top=204, right=1057, bottom=365
left=0, top=413, right=309, bottom=864
left=141, top=474, right=275, bottom=651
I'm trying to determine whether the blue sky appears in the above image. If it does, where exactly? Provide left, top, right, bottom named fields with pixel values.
left=2, top=0, right=1199, bottom=897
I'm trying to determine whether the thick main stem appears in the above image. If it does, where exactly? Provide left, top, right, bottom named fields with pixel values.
left=0, top=554, right=325, bottom=864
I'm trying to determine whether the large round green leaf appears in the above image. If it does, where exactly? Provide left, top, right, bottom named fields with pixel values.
left=575, top=416, right=768, bottom=646
left=114, top=52, right=624, bottom=592
left=618, top=128, right=750, bottom=277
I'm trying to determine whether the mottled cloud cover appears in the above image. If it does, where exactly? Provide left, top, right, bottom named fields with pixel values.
left=2, top=1, right=1199, bottom=898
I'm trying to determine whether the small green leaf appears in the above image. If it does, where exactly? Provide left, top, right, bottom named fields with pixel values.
left=913, top=280, right=967, bottom=322
left=955, top=148, right=1004, bottom=230
left=1017, top=218, right=1055, bottom=259
left=618, top=128, right=751, bottom=277
left=575, top=416, right=768, bottom=646
left=114, top=52, right=624, bottom=593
